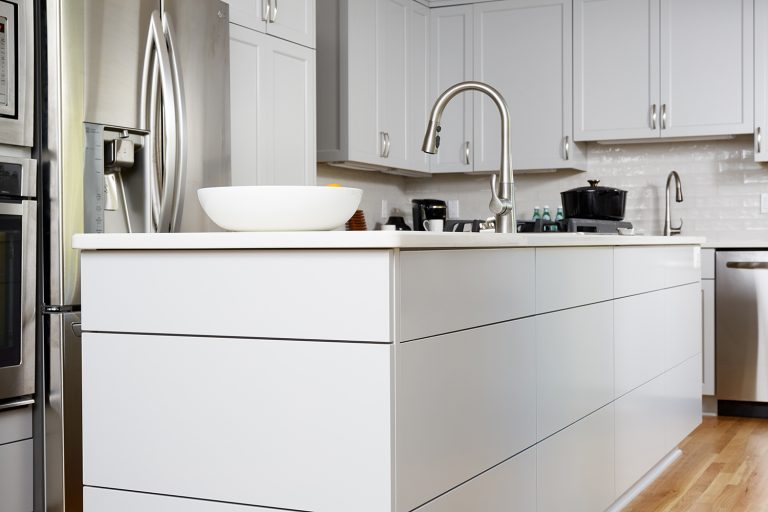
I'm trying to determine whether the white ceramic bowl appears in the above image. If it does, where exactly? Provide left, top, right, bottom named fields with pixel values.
left=197, top=186, right=363, bottom=231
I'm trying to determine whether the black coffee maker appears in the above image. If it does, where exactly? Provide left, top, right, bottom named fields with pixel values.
left=412, top=199, right=447, bottom=231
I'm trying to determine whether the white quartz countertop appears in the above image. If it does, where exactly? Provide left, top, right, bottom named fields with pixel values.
left=72, top=231, right=705, bottom=250
left=702, top=240, right=768, bottom=249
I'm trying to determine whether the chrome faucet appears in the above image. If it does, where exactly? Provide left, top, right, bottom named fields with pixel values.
left=664, top=170, right=684, bottom=236
left=421, top=81, right=516, bottom=233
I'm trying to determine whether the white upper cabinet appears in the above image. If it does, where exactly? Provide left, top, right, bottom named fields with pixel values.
left=474, top=0, right=586, bottom=172
left=425, top=0, right=585, bottom=173
left=317, top=0, right=431, bottom=174
left=756, top=0, right=768, bottom=162
left=574, top=0, right=659, bottom=140
left=575, top=0, right=753, bottom=142
left=659, top=0, right=752, bottom=137
left=430, top=5, right=474, bottom=173
left=230, top=25, right=316, bottom=186
left=228, top=0, right=316, bottom=48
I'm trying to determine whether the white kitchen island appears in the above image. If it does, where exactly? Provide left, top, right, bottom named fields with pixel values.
left=73, top=232, right=704, bottom=512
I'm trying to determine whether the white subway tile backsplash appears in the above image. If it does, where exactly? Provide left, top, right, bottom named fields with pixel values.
left=320, top=135, right=768, bottom=241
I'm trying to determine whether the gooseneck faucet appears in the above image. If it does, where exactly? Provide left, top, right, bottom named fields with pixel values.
left=664, top=170, right=684, bottom=236
left=422, top=81, right=516, bottom=233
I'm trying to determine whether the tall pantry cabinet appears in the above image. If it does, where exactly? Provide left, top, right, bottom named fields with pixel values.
left=227, top=0, right=317, bottom=185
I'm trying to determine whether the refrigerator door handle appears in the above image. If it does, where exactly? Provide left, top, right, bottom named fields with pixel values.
left=163, top=14, right=187, bottom=233
left=139, top=10, right=178, bottom=233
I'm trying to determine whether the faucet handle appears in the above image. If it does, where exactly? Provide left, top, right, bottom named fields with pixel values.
left=671, top=217, right=683, bottom=235
left=489, top=174, right=508, bottom=215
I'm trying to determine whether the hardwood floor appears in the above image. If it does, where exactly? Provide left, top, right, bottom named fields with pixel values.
left=625, top=416, right=768, bottom=511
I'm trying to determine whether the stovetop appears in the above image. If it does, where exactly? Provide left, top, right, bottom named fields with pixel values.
left=445, top=218, right=633, bottom=234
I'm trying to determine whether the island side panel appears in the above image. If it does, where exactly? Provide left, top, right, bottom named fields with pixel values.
left=80, top=249, right=393, bottom=342
left=82, top=333, right=393, bottom=512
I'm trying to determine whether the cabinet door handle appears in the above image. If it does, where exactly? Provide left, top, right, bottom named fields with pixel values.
left=464, top=141, right=470, bottom=165
left=758, top=127, right=762, bottom=154
left=564, top=135, right=570, bottom=160
left=269, top=0, right=278, bottom=22
left=262, top=0, right=270, bottom=21
left=651, top=104, right=657, bottom=129
left=380, top=132, right=390, bottom=158
left=661, top=103, right=667, bottom=129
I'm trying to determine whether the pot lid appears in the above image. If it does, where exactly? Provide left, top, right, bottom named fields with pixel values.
left=563, top=179, right=627, bottom=193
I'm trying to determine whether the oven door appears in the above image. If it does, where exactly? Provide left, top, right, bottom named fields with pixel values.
left=0, top=197, right=34, bottom=402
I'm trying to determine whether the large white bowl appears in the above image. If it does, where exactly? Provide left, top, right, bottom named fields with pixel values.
left=197, top=186, right=363, bottom=231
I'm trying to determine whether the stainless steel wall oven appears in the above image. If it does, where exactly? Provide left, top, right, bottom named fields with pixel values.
left=0, top=156, right=34, bottom=404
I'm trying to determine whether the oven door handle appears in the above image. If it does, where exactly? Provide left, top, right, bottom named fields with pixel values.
left=0, top=202, right=24, bottom=215
left=0, top=397, right=34, bottom=412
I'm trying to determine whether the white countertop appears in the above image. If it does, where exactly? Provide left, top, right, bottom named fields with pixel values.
left=72, top=231, right=705, bottom=250
left=702, top=240, right=768, bottom=249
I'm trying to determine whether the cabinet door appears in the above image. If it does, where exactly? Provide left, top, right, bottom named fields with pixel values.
left=230, top=26, right=316, bottom=186
left=429, top=5, right=474, bottom=173
left=264, top=0, right=315, bottom=48
left=0, top=439, right=33, bottom=512
left=376, top=0, right=410, bottom=169
left=475, top=0, right=585, bottom=171
left=755, top=0, right=768, bottom=162
left=408, top=1, right=430, bottom=172
left=574, top=0, right=660, bottom=141
left=659, top=0, right=753, bottom=137
left=227, top=0, right=267, bottom=33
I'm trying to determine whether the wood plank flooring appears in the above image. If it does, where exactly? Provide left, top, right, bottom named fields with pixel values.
left=625, top=416, right=768, bottom=511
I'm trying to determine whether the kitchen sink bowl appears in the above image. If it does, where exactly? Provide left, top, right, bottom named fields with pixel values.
left=197, top=186, right=363, bottom=231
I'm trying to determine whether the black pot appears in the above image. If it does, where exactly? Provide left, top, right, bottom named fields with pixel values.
left=560, top=180, right=627, bottom=221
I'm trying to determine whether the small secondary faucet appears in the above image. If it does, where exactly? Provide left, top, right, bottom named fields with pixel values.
left=421, top=81, right=516, bottom=233
left=664, top=170, right=684, bottom=236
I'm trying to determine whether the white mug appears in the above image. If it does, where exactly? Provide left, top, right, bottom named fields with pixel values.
left=423, top=219, right=444, bottom=232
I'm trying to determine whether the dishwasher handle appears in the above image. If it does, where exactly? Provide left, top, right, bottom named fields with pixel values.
left=726, top=261, right=768, bottom=270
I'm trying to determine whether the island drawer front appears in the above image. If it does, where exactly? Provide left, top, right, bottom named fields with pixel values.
left=0, top=406, right=32, bottom=446
left=535, top=247, right=613, bottom=314
left=82, top=333, right=393, bottom=512
left=84, top=487, right=277, bottom=511
left=399, top=249, right=535, bottom=341
left=615, top=283, right=701, bottom=399
left=614, top=246, right=701, bottom=298
left=614, top=354, right=701, bottom=497
left=0, top=439, right=33, bottom=512
left=396, top=318, right=536, bottom=512
left=81, top=250, right=393, bottom=342
left=537, top=302, right=614, bottom=441
left=537, top=405, right=615, bottom=512
left=413, top=447, right=536, bottom=512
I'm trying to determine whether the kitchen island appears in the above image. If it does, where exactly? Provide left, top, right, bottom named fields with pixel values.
left=73, top=232, right=704, bottom=512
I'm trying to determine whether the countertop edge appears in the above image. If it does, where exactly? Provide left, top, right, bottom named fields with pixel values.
left=72, top=232, right=706, bottom=250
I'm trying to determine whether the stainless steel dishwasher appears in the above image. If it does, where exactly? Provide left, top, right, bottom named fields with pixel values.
left=716, top=250, right=768, bottom=416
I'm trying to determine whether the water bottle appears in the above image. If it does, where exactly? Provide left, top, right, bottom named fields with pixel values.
left=542, top=206, right=552, bottom=221
left=555, top=206, right=564, bottom=221
left=532, top=206, right=541, bottom=221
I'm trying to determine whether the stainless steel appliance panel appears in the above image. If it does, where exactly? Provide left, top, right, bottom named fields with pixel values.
left=0, top=157, right=35, bottom=402
left=716, top=250, right=768, bottom=401
left=0, top=0, right=33, bottom=147
left=43, top=312, right=82, bottom=512
left=162, top=0, right=230, bottom=232
left=84, top=0, right=157, bottom=128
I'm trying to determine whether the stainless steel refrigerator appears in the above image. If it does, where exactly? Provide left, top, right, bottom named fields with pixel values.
left=39, top=1, right=230, bottom=510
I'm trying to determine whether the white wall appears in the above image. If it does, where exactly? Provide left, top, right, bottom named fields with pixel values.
left=321, top=136, right=768, bottom=240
